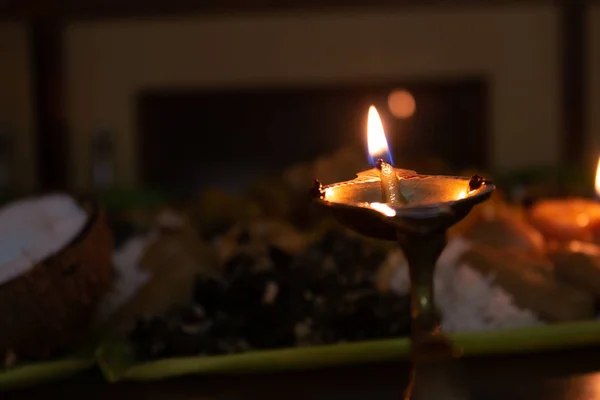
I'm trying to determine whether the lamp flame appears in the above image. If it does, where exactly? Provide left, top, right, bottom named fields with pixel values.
left=595, top=156, right=600, bottom=198
left=367, top=106, right=393, bottom=165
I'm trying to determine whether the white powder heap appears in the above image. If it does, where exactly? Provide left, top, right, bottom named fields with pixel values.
left=95, top=236, right=152, bottom=323
left=385, top=237, right=541, bottom=333
left=95, top=208, right=186, bottom=323
left=0, top=194, right=88, bottom=285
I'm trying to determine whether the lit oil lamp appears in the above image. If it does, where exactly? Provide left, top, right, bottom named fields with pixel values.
left=311, top=106, right=495, bottom=399
left=529, top=156, right=600, bottom=244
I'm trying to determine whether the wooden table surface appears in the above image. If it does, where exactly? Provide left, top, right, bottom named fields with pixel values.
left=5, top=346, right=600, bottom=400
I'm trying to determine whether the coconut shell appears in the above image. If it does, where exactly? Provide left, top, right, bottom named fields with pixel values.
left=0, top=197, right=113, bottom=360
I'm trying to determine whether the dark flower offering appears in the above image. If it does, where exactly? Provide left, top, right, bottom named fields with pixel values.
left=128, top=228, right=411, bottom=361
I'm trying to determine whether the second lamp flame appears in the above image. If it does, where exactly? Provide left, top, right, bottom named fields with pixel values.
left=367, top=106, right=393, bottom=165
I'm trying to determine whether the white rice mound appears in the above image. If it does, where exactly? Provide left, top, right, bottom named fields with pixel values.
left=386, top=237, right=542, bottom=333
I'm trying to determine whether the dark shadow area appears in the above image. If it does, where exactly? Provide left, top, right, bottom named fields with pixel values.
left=138, top=79, right=487, bottom=191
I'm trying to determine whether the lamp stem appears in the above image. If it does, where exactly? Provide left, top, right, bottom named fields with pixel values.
left=396, top=230, right=466, bottom=400
left=397, top=230, right=447, bottom=352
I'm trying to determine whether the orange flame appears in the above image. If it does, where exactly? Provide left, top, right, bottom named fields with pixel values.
left=367, top=106, right=392, bottom=163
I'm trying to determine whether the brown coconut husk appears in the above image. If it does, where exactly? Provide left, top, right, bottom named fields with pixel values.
left=0, top=196, right=113, bottom=361
left=449, top=192, right=546, bottom=255
left=549, top=241, right=600, bottom=298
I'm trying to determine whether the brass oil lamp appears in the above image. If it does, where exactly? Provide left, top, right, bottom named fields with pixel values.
left=312, top=106, right=495, bottom=398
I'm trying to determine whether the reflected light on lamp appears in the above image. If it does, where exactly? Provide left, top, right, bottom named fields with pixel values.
left=387, top=89, right=416, bottom=119
left=325, top=187, right=335, bottom=199
left=370, top=202, right=397, bottom=217
left=574, top=372, right=600, bottom=399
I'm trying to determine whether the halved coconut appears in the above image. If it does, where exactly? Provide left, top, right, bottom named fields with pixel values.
left=0, top=194, right=113, bottom=361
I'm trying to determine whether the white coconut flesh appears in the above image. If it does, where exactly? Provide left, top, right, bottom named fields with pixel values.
left=0, top=194, right=88, bottom=285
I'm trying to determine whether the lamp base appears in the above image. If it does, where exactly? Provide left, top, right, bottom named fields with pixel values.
left=405, top=358, right=468, bottom=400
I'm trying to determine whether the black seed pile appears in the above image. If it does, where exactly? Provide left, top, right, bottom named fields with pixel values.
left=129, top=229, right=411, bottom=361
